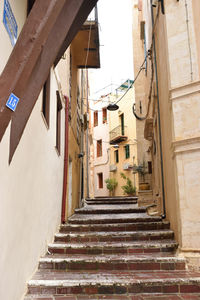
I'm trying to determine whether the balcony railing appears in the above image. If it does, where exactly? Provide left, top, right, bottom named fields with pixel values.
left=109, top=125, right=128, bottom=144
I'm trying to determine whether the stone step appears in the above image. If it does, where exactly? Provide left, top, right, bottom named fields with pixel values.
left=86, top=200, right=137, bottom=205
left=54, top=230, right=174, bottom=243
left=24, top=293, right=200, bottom=299
left=68, top=213, right=162, bottom=225
left=27, top=270, right=200, bottom=295
left=60, top=221, right=170, bottom=233
left=48, top=240, right=178, bottom=255
left=39, top=253, right=185, bottom=271
left=86, top=197, right=138, bottom=202
left=75, top=205, right=146, bottom=215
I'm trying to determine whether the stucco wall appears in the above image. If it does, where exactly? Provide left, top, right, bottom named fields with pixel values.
left=90, top=100, right=110, bottom=197
left=109, top=90, right=138, bottom=196
left=0, top=68, right=65, bottom=300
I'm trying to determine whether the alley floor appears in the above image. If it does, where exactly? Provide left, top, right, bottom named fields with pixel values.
left=24, top=197, right=200, bottom=299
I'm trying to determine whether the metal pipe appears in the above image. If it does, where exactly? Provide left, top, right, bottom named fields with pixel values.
left=86, top=70, right=90, bottom=198
left=61, top=96, right=69, bottom=223
left=150, top=1, right=166, bottom=218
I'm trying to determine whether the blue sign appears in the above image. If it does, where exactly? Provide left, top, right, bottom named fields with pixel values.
left=3, top=0, right=18, bottom=46
left=6, top=93, right=20, bottom=112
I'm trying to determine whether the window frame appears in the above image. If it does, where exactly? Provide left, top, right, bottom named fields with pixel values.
left=97, top=139, right=102, bottom=157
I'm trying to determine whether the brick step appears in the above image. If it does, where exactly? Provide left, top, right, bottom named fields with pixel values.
left=54, top=230, right=174, bottom=243
left=75, top=206, right=146, bottom=215
left=86, top=201, right=137, bottom=205
left=68, top=213, right=162, bottom=225
left=86, top=197, right=138, bottom=201
left=48, top=240, right=178, bottom=255
left=27, top=270, right=200, bottom=295
left=24, top=293, right=200, bottom=300
left=39, top=253, right=185, bottom=271
left=60, top=221, right=170, bottom=233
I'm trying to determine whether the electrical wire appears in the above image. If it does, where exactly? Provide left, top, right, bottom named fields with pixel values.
left=132, top=2, right=160, bottom=121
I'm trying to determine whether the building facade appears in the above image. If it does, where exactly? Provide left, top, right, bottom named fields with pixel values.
left=133, top=0, right=200, bottom=268
left=0, top=1, right=99, bottom=299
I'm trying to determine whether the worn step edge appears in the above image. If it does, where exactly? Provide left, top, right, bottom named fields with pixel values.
left=54, top=230, right=174, bottom=243
left=74, top=208, right=147, bottom=215
left=24, top=293, right=200, bottom=300
left=55, top=229, right=174, bottom=238
left=60, top=221, right=170, bottom=232
left=68, top=216, right=162, bottom=225
left=39, top=255, right=185, bottom=271
left=86, top=197, right=138, bottom=201
left=27, top=276, right=200, bottom=295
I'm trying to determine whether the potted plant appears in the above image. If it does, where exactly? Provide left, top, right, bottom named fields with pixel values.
left=120, top=172, right=136, bottom=196
left=134, top=161, right=150, bottom=190
left=105, top=178, right=118, bottom=196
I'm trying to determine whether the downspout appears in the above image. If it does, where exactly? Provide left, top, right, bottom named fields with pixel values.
left=80, top=70, right=84, bottom=206
left=86, top=70, right=90, bottom=198
left=151, top=2, right=166, bottom=219
left=61, top=95, right=69, bottom=223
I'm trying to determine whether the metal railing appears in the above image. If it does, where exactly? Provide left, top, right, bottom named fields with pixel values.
left=109, top=125, right=127, bottom=141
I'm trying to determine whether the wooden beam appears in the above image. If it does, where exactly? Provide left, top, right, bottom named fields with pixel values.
left=9, top=0, right=98, bottom=162
left=0, top=0, right=66, bottom=143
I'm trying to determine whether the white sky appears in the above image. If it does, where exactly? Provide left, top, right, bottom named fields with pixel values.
left=89, top=0, right=134, bottom=99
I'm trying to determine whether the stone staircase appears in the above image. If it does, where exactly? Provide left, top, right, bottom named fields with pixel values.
left=24, top=197, right=200, bottom=299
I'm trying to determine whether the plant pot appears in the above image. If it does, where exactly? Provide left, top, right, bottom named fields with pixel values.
left=139, top=182, right=150, bottom=190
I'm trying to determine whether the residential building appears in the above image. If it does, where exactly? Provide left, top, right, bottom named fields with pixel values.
left=133, top=0, right=200, bottom=268
left=0, top=1, right=99, bottom=299
left=89, top=97, right=110, bottom=197
left=108, top=81, right=138, bottom=196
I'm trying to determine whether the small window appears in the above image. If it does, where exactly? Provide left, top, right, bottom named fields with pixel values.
left=98, top=173, right=103, bottom=189
left=115, top=150, right=119, bottom=163
left=94, top=111, right=98, bottom=127
left=148, top=161, right=152, bottom=174
left=56, top=91, right=62, bottom=154
left=42, top=73, right=50, bottom=127
left=102, top=108, right=107, bottom=124
left=97, top=139, right=102, bottom=157
left=124, top=144, right=130, bottom=159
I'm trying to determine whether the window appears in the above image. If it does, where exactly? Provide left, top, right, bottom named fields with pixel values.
left=120, top=113, right=125, bottom=135
left=124, top=144, right=130, bottom=159
left=97, top=139, right=102, bottom=157
left=94, top=111, right=98, bottom=127
left=42, top=73, right=50, bottom=127
left=115, top=150, right=119, bottom=163
left=148, top=161, right=152, bottom=174
left=98, top=173, right=103, bottom=189
left=56, top=91, right=62, bottom=154
left=102, top=107, right=107, bottom=124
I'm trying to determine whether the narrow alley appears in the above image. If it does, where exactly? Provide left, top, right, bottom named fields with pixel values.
left=1, top=0, right=200, bottom=299
left=24, top=197, right=200, bottom=299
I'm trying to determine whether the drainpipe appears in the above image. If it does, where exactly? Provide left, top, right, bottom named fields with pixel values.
left=61, top=96, right=69, bottom=223
left=86, top=70, right=90, bottom=198
left=79, top=70, right=84, bottom=206
left=150, top=2, right=166, bottom=219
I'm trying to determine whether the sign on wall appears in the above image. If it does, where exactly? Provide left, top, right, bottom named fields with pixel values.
left=6, top=93, right=20, bottom=112
left=3, top=0, right=18, bottom=46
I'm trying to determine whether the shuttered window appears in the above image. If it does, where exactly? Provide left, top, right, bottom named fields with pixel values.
left=124, top=144, right=130, bottom=159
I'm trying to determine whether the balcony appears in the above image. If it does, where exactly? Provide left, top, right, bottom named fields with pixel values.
left=71, top=6, right=100, bottom=69
left=109, top=125, right=128, bottom=145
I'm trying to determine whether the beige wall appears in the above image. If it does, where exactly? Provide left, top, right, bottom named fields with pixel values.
left=109, top=90, right=138, bottom=196
left=90, top=100, right=110, bottom=197
left=0, top=0, right=27, bottom=72
left=0, top=68, right=65, bottom=300
left=136, top=0, right=200, bottom=264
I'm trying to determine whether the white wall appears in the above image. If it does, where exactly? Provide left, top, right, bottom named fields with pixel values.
left=90, top=100, right=110, bottom=197
left=0, top=69, right=65, bottom=300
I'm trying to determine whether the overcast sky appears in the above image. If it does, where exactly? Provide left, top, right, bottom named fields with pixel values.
left=89, top=0, right=134, bottom=99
